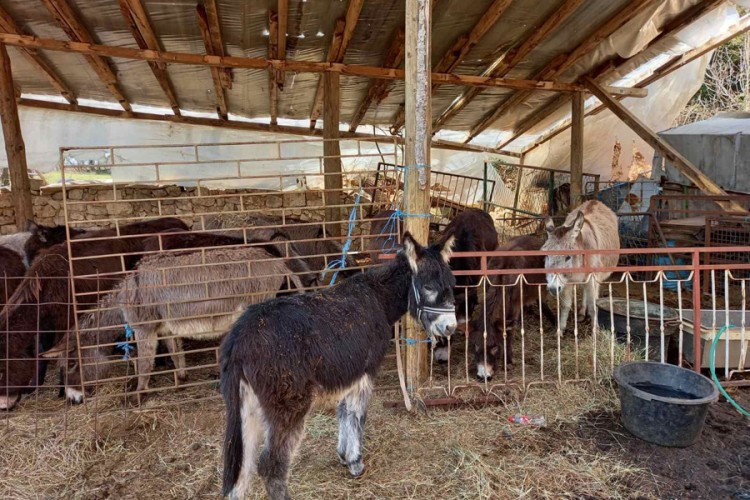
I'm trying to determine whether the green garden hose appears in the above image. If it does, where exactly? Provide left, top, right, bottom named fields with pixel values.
left=710, top=325, right=750, bottom=417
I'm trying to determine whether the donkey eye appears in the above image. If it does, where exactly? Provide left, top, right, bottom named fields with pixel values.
left=566, top=256, right=573, bottom=262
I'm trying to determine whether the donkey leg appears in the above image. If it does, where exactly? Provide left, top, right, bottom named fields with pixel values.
left=134, top=328, right=158, bottom=394
left=163, top=335, right=187, bottom=382
left=558, top=286, right=573, bottom=335
left=229, top=381, right=267, bottom=500
left=258, top=411, right=308, bottom=500
left=336, top=375, right=373, bottom=477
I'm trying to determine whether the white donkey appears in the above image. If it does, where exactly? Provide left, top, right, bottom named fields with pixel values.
left=542, top=200, right=620, bottom=332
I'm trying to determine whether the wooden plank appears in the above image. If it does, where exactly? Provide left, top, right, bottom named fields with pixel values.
left=268, top=10, right=279, bottom=125
left=404, top=0, right=432, bottom=390
left=0, top=32, right=645, bottom=95
left=348, top=27, right=405, bottom=132
left=582, top=76, right=744, bottom=212
left=40, top=0, right=131, bottom=112
left=431, top=0, right=586, bottom=133
left=309, top=18, right=346, bottom=129
left=200, top=0, right=232, bottom=89
left=119, top=0, right=180, bottom=115
left=0, top=4, right=75, bottom=104
left=310, top=0, right=364, bottom=128
left=390, top=0, right=513, bottom=133
left=570, top=92, right=584, bottom=208
left=17, top=96, right=520, bottom=157
left=0, top=43, right=32, bottom=227
left=497, top=0, right=723, bottom=149
left=466, top=0, right=655, bottom=143
left=523, top=11, right=750, bottom=154
left=196, top=3, right=228, bottom=119
left=276, top=0, right=288, bottom=89
left=323, top=71, right=342, bottom=237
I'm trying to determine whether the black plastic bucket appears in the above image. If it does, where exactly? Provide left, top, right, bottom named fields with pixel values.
left=613, top=361, right=718, bottom=447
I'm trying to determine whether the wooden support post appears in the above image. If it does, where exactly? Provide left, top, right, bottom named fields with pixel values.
left=582, top=76, right=745, bottom=213
left=404, top=0, right=432, bottom=392
left=570, top=91, right=584, bottom=208
left=323, top=71, right=342, bottom=237
left=0, top=44, right=32, bottom=227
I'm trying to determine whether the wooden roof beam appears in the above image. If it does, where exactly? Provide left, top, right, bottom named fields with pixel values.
left=466, top=0, right=656, bottom=143
left=389, top=0, right=513, bottom=133
left=276, top=0, right=288, bottom=90
left=201, top=0, right=231, bottom=89
left=17, top=96, right=521, bottom=157
left=268, top=10, right=279, bottom=125
left=118, top=0, right=180, bottom=116
left=429, top=0, right=586, bottom=134
left=40, top=0, right=130, bottom=112
left=0, top=32, right=645, bottom=95
left=348, top=27, right=404, bottom=132
left=196, top=2, right=228, bottom=119
left=0, top=5, right=75, bottom=104
left=309, top=0, right=365, bottom=129
left=499, top=0, right=724, bottom=150
left=523, top=14, right=750, bottom=154
left=584, top=75, right=744, bottom=212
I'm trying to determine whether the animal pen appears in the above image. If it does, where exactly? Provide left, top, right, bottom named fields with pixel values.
left=1, top=0, right=750, bottom=497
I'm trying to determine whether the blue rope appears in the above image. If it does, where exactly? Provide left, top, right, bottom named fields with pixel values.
left=326, top=187, right=364, bottom=286
left=116, top=323, right=135, bottom=361
left=400, top=337, right=432, bottom=345
left=710, top=324, right=750, bottom=417
left=377, top=164, right=432, bottom=253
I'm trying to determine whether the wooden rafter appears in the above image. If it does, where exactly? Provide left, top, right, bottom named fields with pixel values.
left=466, top=0, right=656, bottom=143
left=0, top=5, right=75, bottom=104
left=40, top=0, right=130, bottom=112
left=348, top=27, right=404, bottom=132
left=429, top=0, right=586, bottom=134
left=276, top=0, right=288, bottom=89
left=521, top=3, right=744, bottom=154
left=201, top=0, right=231, bottom=89
left=309, top=0, right=365, bottom=129
left=118, top=0, right=180, bottom=116
left=516, top=0, right=736, bottom=149
left=584, top=75, right=744, bottom=212
left=504, top=0, right=724, bottom=149
left=17, top=97, right=521, bottom=157
left=390, top=0, right=513, bottom=133
left=268, top=10, right=279, bottom=125
left=197, top=2, right=228, bottom=119
left=0, top=32, right=647, bottom=96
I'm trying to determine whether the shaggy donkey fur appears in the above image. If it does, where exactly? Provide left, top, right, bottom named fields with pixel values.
left=469, top=235, right=555, bottom=380
left=0, top=221, right=84, bottom=304
left=543, top=200, right=620, bottom=333
left=220, top=233, right=457, bottom=500
left=47, top=245, right=306, bottom=401
left=0, top=218, right=188, bottom=410
left=433, top=209, right=498, bottom=363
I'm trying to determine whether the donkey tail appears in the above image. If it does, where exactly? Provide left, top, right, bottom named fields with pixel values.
left=220, top=335, right=245, bottom=497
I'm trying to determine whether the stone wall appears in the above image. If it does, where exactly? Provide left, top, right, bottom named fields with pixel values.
left=0, top=183, right=356, bottom=235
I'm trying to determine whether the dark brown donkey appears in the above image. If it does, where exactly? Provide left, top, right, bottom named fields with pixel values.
left=434, top=208, right=498, bottom=363
left=470, top=235, right=554, bottom=380
left=0, top=218, right=188, bottom=410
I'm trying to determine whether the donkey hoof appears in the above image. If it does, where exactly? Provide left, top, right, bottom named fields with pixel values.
left=337, top=451, right=347, bottom=466
left=348, top=460, right=365, bottom=477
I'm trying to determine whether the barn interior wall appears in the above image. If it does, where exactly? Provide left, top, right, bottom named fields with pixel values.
left=0, top=183, right=350, bottom=235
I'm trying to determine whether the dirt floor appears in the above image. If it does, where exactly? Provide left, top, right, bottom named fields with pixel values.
left=2, top=377, right=748, bottom=500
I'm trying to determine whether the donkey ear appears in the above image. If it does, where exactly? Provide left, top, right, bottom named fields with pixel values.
left=544, top=217, right=555, bottom=234
left=439, top=234, right=456, bottom=264
left=42, top=335, right=73, bottom=358
left=401, top=231, right=422, bottom=273
left=570, top=211, right=585, bottom=236
left=26, top=219, right=39, bottom=234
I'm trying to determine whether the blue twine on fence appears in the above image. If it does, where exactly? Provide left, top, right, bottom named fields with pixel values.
left=116, top=323, right=135, bottom=361
left=325, top=187, right=364, bottom=286
left=400, top=336, right=432, bottom=345
left=377, top=164, right=432, bottom=253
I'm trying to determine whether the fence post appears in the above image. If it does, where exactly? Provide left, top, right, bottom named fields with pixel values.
left=692, top=249, right=702, bottom=373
